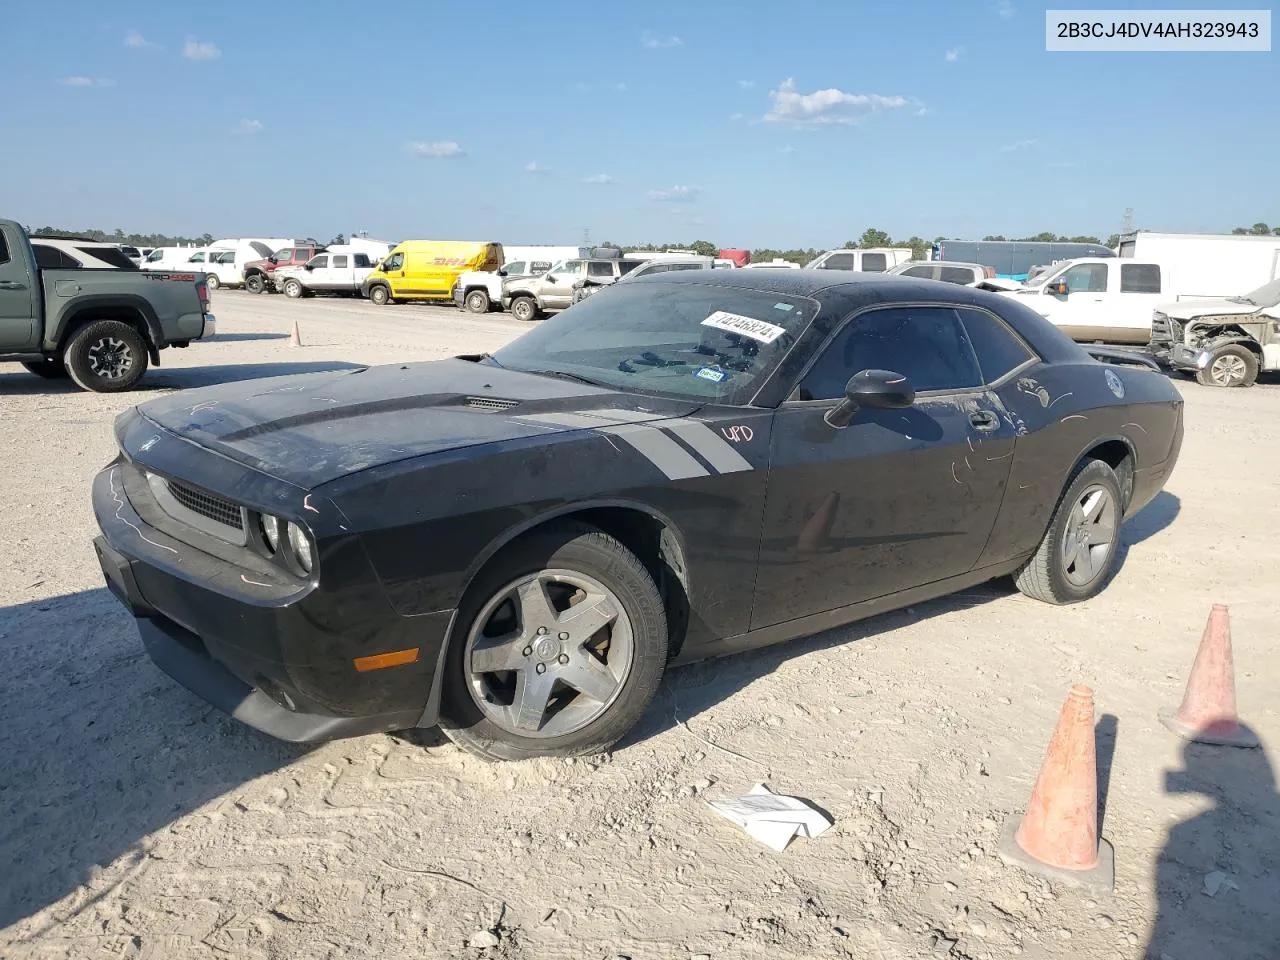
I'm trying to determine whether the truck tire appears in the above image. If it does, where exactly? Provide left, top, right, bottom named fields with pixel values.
left=206, top=274, right=221, bottom=291
left=1195, top=343, right=1258, bottom=388
left=245, top=274, right=266, bottom=294
left=283, top=278, right=304, bottom=299
left=64, top=320, right=150, bottom=393
left=369, top=284, right=392, bottom=306
left=510, top=296, right=540, bottom=322
left=465, top=289, right=491, bottom=314
left=22, top=357, right=69, bottom=379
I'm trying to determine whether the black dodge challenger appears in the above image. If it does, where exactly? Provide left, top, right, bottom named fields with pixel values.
left=93, top=271, right=1183, bottom=760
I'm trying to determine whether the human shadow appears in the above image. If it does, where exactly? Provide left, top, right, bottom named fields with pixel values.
left=1146, top=729, right=1280, bottom=959
left=0, top=589, right=307, bottom=931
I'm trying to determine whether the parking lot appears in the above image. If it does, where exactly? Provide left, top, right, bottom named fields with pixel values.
left=3, top=291, right=1278, bottom=959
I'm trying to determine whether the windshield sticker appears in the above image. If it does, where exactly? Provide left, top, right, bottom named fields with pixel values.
left=701, top=311, right=787, bottom=344
left=695, top=365, right=727, bottom=383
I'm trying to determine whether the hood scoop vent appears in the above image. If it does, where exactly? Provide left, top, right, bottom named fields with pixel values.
left=465, top=396, right=520, bottom=411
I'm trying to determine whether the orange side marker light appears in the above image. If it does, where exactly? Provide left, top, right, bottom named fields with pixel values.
left=354, top=648, right=421, bottom=672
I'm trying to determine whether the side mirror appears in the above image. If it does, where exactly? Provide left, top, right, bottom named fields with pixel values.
left=497, top=268, right=507, bottom=277
left=545, top=274, right=557, bottom=283
left=304, top=263, right=314, bottom=270
left=268, top=256, right=278, bottom=264
left=824, top=369, right=915, bottom=428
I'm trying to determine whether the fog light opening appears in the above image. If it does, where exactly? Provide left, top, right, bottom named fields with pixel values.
left=287, top=522, right=314, bottom=574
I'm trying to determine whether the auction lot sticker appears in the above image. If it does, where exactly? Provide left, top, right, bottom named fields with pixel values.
left=701, top=311, right=787, bottom=344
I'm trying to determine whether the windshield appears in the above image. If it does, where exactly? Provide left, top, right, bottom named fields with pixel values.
left=1230, top=276, right=1280, bottom=306
left=490, top=281, right=819, bottom=404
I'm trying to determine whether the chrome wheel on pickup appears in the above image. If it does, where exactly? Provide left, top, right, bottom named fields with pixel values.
left=1196, top=344, right=1258, bottom=388
left=465, top=289, right=490, bottom=314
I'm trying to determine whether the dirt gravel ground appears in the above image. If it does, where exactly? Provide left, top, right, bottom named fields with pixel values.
left=2, top=291, right=1277, bottom=960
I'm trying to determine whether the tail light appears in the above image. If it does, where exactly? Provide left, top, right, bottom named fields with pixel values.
left=196, top=280, right=209, bottom=311
left=984, top=266, right=996, bottom=278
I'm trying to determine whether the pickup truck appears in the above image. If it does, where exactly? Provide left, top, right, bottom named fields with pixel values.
left=1148, top=276, right=1280, bottom=387
left=273, top=251, right=376, bottom=298
left=984, top=257, right=1166, bottom=346
left=501, top=257, right=644, bottom=321
left=242, top=243, right=327, bottom=294
left=0, top=219, right=215, bottom=392
left=452, top=258, right=552, bottom=314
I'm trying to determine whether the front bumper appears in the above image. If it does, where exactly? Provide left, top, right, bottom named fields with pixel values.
left=452, top=284, right=465, bottom=308
left=1147, top=339, right=1199, bottom=370
left=91, top=452, right=453, bottom=743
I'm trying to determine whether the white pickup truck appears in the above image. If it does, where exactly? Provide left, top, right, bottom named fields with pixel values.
left=452, top=259, right=552, bottom=313
left=274, top=250, right=376, bottom=298
left=987, top=257, right=1166, bottom=346
left=1147, top=276, right=1280, bottom=387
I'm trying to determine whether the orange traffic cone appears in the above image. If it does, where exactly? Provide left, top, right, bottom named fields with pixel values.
left=997, top=684, right=1115, bottom=893
left=1159, top=604, right=1258, bottom=748
left=289, top=321, right=302, bottom=347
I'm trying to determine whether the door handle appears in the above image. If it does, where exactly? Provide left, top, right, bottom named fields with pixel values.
left=0, top=280, right=26, bottom=290
left=969, top=411, right=1000, bottom=432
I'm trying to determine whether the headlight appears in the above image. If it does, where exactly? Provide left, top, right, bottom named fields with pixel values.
left=287, top=521, right=314, bottom=573
left=259, top=514, right=281, bottom=552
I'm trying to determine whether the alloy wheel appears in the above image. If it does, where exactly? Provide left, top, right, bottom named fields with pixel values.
left=86, top=337, right=134, bottom=381
left=1059, top=485, right=1117, bottom=588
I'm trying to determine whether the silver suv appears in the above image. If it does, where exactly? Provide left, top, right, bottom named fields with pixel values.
left=503, top=258, right=642, bottom=321
left=887, top=260, right=993, bottom=286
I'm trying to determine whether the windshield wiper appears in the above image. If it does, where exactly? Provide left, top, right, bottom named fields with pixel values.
left=528, top=369, right=605, bottom=387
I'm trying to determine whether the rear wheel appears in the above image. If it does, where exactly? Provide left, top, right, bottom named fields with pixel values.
left=64, top=320, right=150, bottom=393
left=465, top=289, right=490, bottom=314
left=22, top=357, right=69, bottom=379
left=510, top=296, right=540, bottom=322
left=439, top=521, right=668, bottom=761
left=1195, top=343, right=1258, bottom=388
left=245, top=273, right=266, bottom=294
left=1014, top=458, right=1123, bottom=605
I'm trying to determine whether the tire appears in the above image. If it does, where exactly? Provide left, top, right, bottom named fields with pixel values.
left=465, top=289, right=490, bottom=314
left=22, top=357, right=69, bottom=379
left=438, top=521, right=668, bottom=761
left=1195, top=343, right=1258, bottom=388
left=64, top=320, right=150, bottom=393
left=283, top=279, right=303, bottom=299
left=510, top=296, right=540, bottom=322
left=1014, top=458, right=1124, bottom=605
left=369, top=284, right=391, bottom=306
left=205, top=274, right=221, bottom=291
left=245, top=274, right=266, bottom=294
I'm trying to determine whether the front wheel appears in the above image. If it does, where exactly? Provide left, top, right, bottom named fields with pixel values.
left=245, top=274, right=266, bottom=294
left=1014, top=458, right=1123, bottom=605
left=283, top=279, right=303, bottom=299
left=439, top=521, right=668, bottom=761
left=64, top=320, right=150, bottom=393
left=205, top=274, right=221, bottom=291
left=465, top=289, right=490, bottom=314
left=1195, top=343, right=1258, bottom=388
left=510, top=296, right=540, bottom=322
left=369, top=284, right=392, bottom=306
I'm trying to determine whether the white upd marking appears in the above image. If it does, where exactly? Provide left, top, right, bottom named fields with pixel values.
left=701, top=311, right=787, bottom=344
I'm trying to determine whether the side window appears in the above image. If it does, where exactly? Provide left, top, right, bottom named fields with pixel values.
left=956, top=308, right=1036, bottom=383
left=1120, top=263, right=1161, bottom=293
left=383, top=252, right=404, bottom=270
left=670, top=262, right=705, bottom=271
left=797, top=306, right=983, bottom=401
left=902, top=265, right=934, bottom=278
left=145, top=249, right=165, bottom=262
left=81, top=246, right=138, bottom=269
left=33, top=245, right=81, bottom=269
left=504, top=261, right=526, bottom=275
left=1061, top=263, right=1108, bottom=293
left=354, top=254, right=371, bottom=268
left=821, top=252, right=856, bottom=270
left=310, top=255, right=329, bottom=268
left=332, top=255, right=349, bottom=268
left=587, top=260, right=615, bottom=277
left=188, top=252, right=206, bottom=263
left=560, top=260, right=586, bottom=277
left=0, top=230, right=9, bottom=265
left=860, top=252, right=888, bottom=272
left=940, top=266, right=975, bottom=284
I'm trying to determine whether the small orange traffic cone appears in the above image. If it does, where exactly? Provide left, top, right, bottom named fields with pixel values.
left=289, top=321, right=302, bottom=347
left=1159, top=604, right=1258, bottom=748
left=997, top=684, right=1115, bottom=893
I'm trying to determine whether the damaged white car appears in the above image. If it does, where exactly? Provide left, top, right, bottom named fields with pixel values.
left=1148, top=277, right=1280, bottom=387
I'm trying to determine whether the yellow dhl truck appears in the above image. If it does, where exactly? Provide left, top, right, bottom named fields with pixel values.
left=361, top=240, right=503, bottom=305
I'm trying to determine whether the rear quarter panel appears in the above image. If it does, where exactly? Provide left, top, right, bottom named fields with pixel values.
left=41, top=269, right=205, bottom=350
left=975, top=360, right=1183, bottom=568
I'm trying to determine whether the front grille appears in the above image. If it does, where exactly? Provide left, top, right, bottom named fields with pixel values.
left=1150, top=312, right=1180, bottom=343
left=466, top=396, right=519, bottom=411
left=166, top=479, right=244, bottom=532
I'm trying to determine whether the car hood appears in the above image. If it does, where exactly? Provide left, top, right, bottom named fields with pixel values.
left=133, top=358, right=700, bottom=488
left=1159, top=297, right=1257, bottom=320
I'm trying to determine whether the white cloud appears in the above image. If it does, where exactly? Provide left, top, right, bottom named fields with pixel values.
left=945, top=47, right=963, bottom=62
left=183, top=39, right=221, bottom=61
left=59, top=76, right=112, bottom=87
left=409, top=140, right=464, bottom=158
left=764, top=78, right=907, bottom=127
left=1000, top=138, right=1039, bottom=152
left=649, top=185, right=700, bottom=203
left=125, top=30, right=155, bottom=48
left=525, top=161, right=550, bottom=173
left=583, top=173, right=615, bottom=185
left=915, top=106, right=931, bottom=116
left=233, top=118, right=263, bottom=135
left=737, top=79, right=754, bottom=89
left=616, top=82, right=628, bottom=92
left=641, top=31, right=681, bottom=49
left=995, top=0, right=1016, bottom=19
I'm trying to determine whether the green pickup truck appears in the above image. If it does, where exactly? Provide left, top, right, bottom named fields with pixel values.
left=0, top=218, right=215, bottom=392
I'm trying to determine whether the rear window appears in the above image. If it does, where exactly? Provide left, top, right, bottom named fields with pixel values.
left=355, top=254, right=371, bottom=268
left=901, top=264, right=934, bottom=279
left=0, top=231, right=9, bottom=265
left=860, top=253, right=888, bottom=272
left=79, top=246, right=137, bottom=269
left=588, top=261, right=615, bottom=277
left=33, top=244, right=81, bottom=269
left=618, top=260, right=643, bottom=275
left=1120, top=263, right=1161, bottom=294
left=821, top=252, right=856, bottom=270
left=939, top=266, right=975, bottom=285
left=332, top=255, right=349, bottom=268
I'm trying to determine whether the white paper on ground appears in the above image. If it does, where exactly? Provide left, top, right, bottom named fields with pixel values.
left=705, top=783, right=833, bottom=851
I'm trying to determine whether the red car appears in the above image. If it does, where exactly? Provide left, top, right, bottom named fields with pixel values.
left=243, top=244, right=326, bottom=294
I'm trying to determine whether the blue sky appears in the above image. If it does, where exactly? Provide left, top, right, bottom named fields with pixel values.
left=1, top=1, right=1274, bottom=248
